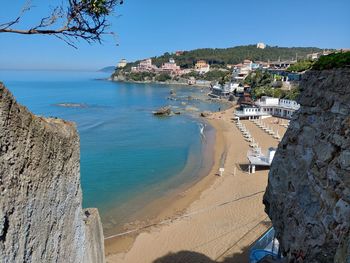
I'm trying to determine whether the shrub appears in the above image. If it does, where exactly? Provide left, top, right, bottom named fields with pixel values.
left=312, top=52, right=350, bottom=70
left=286, top=60, right=314, bottom=72
left=155, top=73, right=172, bottom=82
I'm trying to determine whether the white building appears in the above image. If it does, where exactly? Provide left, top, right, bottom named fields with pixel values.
left=235, top=107, right=270, bottom=119
left=117, top=59, right=127, bottom=68
left=235, top=96, right=300, bottom=120
left=232, top=82, right=244, bottom=93
left=232, top=60, right=253, bottom=81
left=257, top=43, right=266, bottom=49
left=247, top=147, right=276, bottom=173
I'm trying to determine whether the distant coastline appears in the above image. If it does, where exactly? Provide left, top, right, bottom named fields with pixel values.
left=109, top=76, right=212, bottom=88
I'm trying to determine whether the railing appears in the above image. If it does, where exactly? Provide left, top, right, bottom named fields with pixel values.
left=256, top=101, right=300, bottom=111
left=235, top=110, right=268, bottom=116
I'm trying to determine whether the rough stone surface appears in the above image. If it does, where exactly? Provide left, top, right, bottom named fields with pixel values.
left=264, top=68, right=350, bottom=263
left=0, top=84, right=105, bottom=263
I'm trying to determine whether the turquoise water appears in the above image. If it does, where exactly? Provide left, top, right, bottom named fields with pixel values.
left=0, top=70, right=226, bottom=233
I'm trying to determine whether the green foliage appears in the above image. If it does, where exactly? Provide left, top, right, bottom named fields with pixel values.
left=155, top=73, right=172, bottom=82
left=312, top=52, right=350, bottom=70
left=284, top=87, right=300, bottom=100
left=203, top=70, right=228, bottom=81
left=286, top=60, right=314, bottom=72
left=244, top=70, right=274, bottom=89
left=82, top=0, right=112, bottom=15
left=252, top=86, right=300, bottom=100
left=252, top=86, right=282, bottom=99
left=181, top=71, right=201, bottom=79
left=126, top=72, right=155, bottom=82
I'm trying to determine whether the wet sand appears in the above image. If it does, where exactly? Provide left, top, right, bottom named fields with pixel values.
left=105, top=109, right=287, bottom=263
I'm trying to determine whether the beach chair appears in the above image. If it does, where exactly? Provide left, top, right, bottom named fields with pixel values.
left=273, top=131, right=281, bottom=140
left=243, top=133, right=251, bottom=138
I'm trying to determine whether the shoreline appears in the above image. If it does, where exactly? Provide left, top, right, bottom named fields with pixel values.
left=96, top=83, right=234, bottom=239
left=104, top=114, right=227, bottom=254
left=105, top=108, right=288, bottom=262
left=108, top=77, right=212, bottom=88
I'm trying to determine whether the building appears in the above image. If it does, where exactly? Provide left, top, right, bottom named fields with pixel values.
left=247, top=147, right=277, bottom=173
left=307, top=50, right=333, bottom=60
left=235, top=96, right=300, bottom=120
left=117, top=59, right=127, bottom=68
left=232, top=82, right=245, bottom=93
left=232, top=59, right=258, bottom=81
left=139, top=59, right=153, bottom=70
left=208, top=84, right=231, bottom=98
left=307, top=53, right=320, bottom=60
left=257, top=42, right=266, bottom=49
left=235, top=106, right=267, bottom=120
left=233, top=64, right=250, bottom=81
left=160, top=58, right=181, bottom=75
left=175, top=51, right=184, bottom=56
left=188, top=77, right=196, bottom=85
left=132, top=58, right=158, bottom=72
left=195, top=60, right=210, bottom=74
left=195, top=60, right=208, bottom=68
left=256, top=96, right=300, bottom=119
left=268, top=60, right=297, bottom=70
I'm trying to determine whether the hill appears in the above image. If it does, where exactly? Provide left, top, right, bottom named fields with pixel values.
left=99, top=66, right=116, bottom=73
left=121, top=45, right=325, bottom=71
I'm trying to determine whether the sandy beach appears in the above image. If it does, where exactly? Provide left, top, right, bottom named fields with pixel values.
left=105, top=108, right=287, bottom=263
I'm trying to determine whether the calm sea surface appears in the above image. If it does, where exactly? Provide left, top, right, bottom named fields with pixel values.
left=0, top=70, right=226, bottom=233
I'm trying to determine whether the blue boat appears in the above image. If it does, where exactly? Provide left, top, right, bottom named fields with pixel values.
left=249, top=227, right=282, bottom=263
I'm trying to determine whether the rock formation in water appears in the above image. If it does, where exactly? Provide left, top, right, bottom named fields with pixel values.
left=153, top=106, right=172, bottom=116
left=0, top=83, right=105, bottom=263
left=264, top=68, right=350, bottom=262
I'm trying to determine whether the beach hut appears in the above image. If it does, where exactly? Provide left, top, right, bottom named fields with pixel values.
left=247, top=147, right=276, bottom=174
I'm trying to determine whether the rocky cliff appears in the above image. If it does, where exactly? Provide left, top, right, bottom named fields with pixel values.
left=264, top=68, right=350, bottom=262
left=0, top=83, right=105, bottom=263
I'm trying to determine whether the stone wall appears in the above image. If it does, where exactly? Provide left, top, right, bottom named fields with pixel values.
left=0, top=84, right=105, bottom=263
left=264, top=68, right=350, bottom=263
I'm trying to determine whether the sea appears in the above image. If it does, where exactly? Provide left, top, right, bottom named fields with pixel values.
left=0, top=70, right=228, bottom=235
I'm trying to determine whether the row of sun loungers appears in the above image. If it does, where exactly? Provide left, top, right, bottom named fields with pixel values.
left=279, top=120, right=290, bottom=129
left=234, top=119, right=259, bottom=147
left=251, top=119, right=281, bottom=141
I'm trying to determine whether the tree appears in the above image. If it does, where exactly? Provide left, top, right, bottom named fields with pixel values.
left=155, top=73, right=171, bottom=82
left=0, top=0, right=123, bottom=48
left=286, top=60, right=314, bottom=72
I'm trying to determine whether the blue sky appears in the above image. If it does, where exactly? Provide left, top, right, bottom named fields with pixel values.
left=0, top=0, right=349, bottom=70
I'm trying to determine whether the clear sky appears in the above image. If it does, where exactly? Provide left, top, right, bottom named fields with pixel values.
left=1, top=0, right=349, bottom=70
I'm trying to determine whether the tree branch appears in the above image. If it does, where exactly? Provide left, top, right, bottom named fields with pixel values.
left=0, top=0, right=123, bottom=47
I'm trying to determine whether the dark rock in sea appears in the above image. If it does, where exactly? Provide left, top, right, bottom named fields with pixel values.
left=153, top=106, right=172, bottom=116
left=200, top=111, right=212, bottom=117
